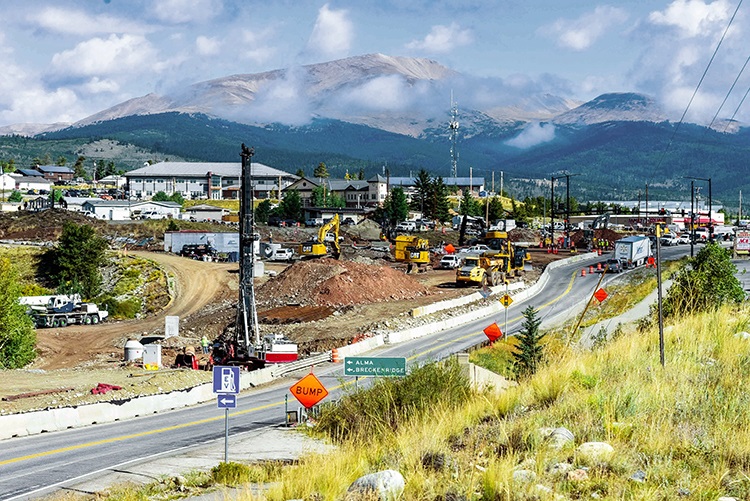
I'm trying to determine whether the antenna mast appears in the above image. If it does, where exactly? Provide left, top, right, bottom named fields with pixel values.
left=449, top=91, right=459, bottom=178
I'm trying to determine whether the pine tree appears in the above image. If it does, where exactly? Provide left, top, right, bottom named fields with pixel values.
left=0, top=258, right=37, bottom=369
left=313, top=162, right=329, bottom=179
left=513, top=305, right=545, bottom=378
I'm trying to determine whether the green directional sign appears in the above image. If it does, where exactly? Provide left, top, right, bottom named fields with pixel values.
left=344, top=356, right=407, bottom=377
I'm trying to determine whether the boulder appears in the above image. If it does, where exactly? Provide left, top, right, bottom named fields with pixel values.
left=512, top=469, right=536, bottom=483
left=545, top=427, right=574, bottom=449
left=567, top=468, right=589, bottom=482
left=348, top=470, right=405, bottom=501
left=576, top=441, right=614, bottom=462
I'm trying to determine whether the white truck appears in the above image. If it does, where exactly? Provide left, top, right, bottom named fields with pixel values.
left=19, top=294, right=109, bottom=328
left=614, top=236, right=652, bottom=269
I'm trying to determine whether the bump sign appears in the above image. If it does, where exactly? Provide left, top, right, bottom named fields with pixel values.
left=290, top=372, right=329, bottom=409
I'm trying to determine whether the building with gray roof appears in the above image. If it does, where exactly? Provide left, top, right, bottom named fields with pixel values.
left=124, top=161, right=298, bottom=201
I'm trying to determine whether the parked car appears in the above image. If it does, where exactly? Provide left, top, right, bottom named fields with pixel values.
left=416, top=219, right=436, bottom=231
left=395, top=221, right=417, bottom=232
left=141, top=210, right=169, bottom=220
left=305, top=218, right=324, bottom=227
left=677, top=233, right=691, bottom=244
left=270, top=248, right=294, bottom=262
left=439, top=255, right=462, bottom=269
left=458, top=244, right=491, bottom=255
left=660, top=234, right=678, bottom=246
left=180, top=244, right=217, bottom=260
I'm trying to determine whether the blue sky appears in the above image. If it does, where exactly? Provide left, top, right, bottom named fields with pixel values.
left=0, top=0, right=746, bottom=126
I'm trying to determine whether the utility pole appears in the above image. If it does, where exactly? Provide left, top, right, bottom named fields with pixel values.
left=550, top=176, right=556, bottom=248
left=645, top=184, right=649, bottom=228
left=690, top=181, right=695, bottom=258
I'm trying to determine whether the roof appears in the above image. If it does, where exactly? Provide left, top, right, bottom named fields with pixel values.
left=62, top=197, right=93, bottom=205
left=325, top=180, right=369, bottom=191
left=389, top=177, right=486, bottom=187
left=368, top=174, right=387, bottom=183
left=186, top=204, right=229, bottom=212
left=123, top=161, right=298, bottom=180
left=36, top=165, right=74, bottom=174
left=82, top=199, right=132, bottom=208
left=17, top=169, right=43, bottom=177
left=131, top=201, right=182, bottom=209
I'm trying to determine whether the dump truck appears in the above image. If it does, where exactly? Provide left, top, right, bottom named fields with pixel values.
left=392, top=234, right=430, bottom=273
left=613, top=235, right=652, bottom=268
left=19, top=294, right=109, bottom=328
left=455, top=244, right=531, bottom=287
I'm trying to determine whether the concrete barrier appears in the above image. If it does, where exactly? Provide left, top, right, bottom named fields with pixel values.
left=411, top=281, right=524, bottom=317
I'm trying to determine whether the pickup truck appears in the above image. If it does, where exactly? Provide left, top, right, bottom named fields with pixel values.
left=270, top=248, right=294, bottom=262
left=140, top=210, right=169, bottom=220
left=395, top=221, right=417, bottom=232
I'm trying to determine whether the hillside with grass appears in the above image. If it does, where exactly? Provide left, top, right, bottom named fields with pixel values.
left=95, top=244, right=750, bottom=500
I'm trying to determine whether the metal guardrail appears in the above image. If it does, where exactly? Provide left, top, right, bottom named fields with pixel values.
left=271, top=352, right=332, bottom=377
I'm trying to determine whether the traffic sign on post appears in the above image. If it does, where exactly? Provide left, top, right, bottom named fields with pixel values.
left=212, top=366, right=240, bottom=394
left=500, top=294, right=513, bottom=308
left=344, top=356, right=407, bottom=377
left=594, top=288, right=609, bottom=303
left=483, top=323, right=503, bottom=343
left=217, top=394, right=237, bottom=409
left=290, top=372, right=329, bottom=409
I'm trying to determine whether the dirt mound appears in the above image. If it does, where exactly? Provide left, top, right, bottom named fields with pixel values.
left=0, top=209, right=108, bottom=241
left=509, top=227, right=539, bottom=242
left=257, top=258, right=429, bottom=308
left=570, top=228, right=623, bottom=248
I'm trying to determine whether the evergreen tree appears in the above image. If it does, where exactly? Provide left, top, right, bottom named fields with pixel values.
left=459, top=190, right=480, bottom=217
left=255, top=199, right=272, bottom=223
left=152, top=191, right=170, bottom=201
left=73, top=156, right=86, bottom=179
left=311, top=185, right=327, bottom=207
left=432, top=177, right=451, bottom=223
left=487, top=197, right=505, bottom=222
left=51, top=222, right=108, bottom=299
left=295, top=168, right=305, bottom=178
left=56, top=156, right=67, bottom=166
left=358, top=167, right=365, bottom=180
left=328, top=192, right=346, bottom=208
left=513, top=305, right=545, bottom=378
left=8, top=190, right=22, bottom=202
left=280, top=189, right=302, bottom=221
left=0, top=258, right=36, bottom=369
left=313, top=162, right=329, bottom=179
left=381, top=187, right=409, bottom=225
left=411, top=169, right=433, bottom=216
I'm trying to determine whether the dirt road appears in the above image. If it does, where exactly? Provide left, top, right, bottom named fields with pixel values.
left=33, top=252, right=238, bottom=370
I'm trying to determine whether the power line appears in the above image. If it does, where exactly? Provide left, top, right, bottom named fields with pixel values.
left=708, top=52, right=750, bottom=131
left=649, top=0, right=742, bottom=182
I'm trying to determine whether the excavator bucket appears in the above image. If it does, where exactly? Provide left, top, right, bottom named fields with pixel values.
left=523, top=262, right=533, bottom=272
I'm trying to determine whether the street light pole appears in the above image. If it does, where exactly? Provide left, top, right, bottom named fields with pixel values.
left=690, top=181, right=695, bottom=258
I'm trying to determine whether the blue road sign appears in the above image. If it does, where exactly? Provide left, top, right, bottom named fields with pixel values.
left=212, top=366, right=240, bottom=394
left=216, top=394, right=237, bottom=409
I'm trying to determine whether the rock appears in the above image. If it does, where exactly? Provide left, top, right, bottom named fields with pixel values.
left=718, top=497, right=738, bottom=501
left=512, top=469, right=536, bottom=483
left=567, top=468, right=589, bottom=482
left=421, top=452, right=454, bottom=472
left=630, top=470, right=646, bottom=483
left=677, top=488, right=691, bottom=496
left=545, top=427, right=574, bottom=449
left=547, top=462, right=574, bottom=476
left=347, top=470, right=405, bottom=501
left=735, top=331, right=750, bottom=340
left=576, top=441, right=614, bottom=462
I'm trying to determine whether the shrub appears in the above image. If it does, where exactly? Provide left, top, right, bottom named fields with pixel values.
left=99, top=296, right=141, bottom=319
left=211, top=462, right=252, bottom=486
left=0, top=258, right=36, bottom=368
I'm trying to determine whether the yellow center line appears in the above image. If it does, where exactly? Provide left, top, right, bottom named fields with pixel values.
left=2, top=270, right=578, bottom=466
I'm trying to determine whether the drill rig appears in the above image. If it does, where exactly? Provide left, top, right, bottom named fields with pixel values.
left=212, top=144, right=298, bottom=369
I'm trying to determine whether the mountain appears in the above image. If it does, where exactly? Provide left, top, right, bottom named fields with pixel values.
left=553, top=93, right=666, bottom=126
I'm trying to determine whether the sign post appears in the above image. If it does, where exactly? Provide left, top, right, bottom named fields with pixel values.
left=212, top=366, right=240, bottom=462
left=289, top=372, right=329, bottom=410
left=500, top=286, right=513, bottom=340
left=344, top=356, right=407, bottom=377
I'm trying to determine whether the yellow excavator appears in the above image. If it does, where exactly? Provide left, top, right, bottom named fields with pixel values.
left=456, top=243, right=531, bottom=287
left=298, top=214, right=341, bottom=259
left=392, top=235, right=431, bottom=273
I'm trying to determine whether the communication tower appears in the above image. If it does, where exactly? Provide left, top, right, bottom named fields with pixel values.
left=449, top=92, right=459, bottom=178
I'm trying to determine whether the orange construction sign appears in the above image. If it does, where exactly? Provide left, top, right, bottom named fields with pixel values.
left=289, top=372, right=329, bottom=409
left=483, top=322, right=503, bottom=342
left=594, top=288, right=609, bottom=303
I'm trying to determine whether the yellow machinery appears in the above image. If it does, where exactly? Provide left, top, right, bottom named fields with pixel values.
left=456, top=244, right=531, bottom=286
left=298, top=214, right=341, bottom=259
left=393, top=235, right=431, bottom=273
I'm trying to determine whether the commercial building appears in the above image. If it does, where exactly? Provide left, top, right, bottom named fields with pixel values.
left=124, top=161, right=298, bottom=201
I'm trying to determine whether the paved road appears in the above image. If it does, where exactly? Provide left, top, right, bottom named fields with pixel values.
left=0, top=245, right=696, bottom=500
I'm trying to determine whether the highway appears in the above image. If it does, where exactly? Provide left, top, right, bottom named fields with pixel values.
left=0, top=244, right=697, bottom=499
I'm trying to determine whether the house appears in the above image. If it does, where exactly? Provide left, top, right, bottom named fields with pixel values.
left=81, top=200, right=133, bottom=221
left=98, top=175, right=127, bottom=188
left=61, top=197, right=95, bottom=212
left=183, top=204, right=230, bottom=222
left=35, top=165, right=75, bottom=184
left=13, top=172, right=53, bottom=192
left=283, top=175, right=388, bottom=208
left=0, top=173, right=14, bottom=192
left=124, top=161, right=298, bottom=201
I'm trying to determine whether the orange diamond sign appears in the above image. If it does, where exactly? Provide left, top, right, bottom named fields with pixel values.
left=290, top=372, right=329, bottom=409
left=483, top=323, right=503, bottom=342
left=594, top=288, right=608, bottom=302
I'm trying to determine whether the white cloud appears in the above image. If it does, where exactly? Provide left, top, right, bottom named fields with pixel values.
left=248, top=67, right=312, bottom=126
left=30, top=7, right=152, bottom=36
left=648, top=0, right=730, bottom=37
left=545, top=6, right=628, bottom=51
left=81, top=77, right=120, bottom=94
left=241, top=28, right=276, bottom=64
left=50, top=35, right=159, bottom=77
left=505, top=122, right=556, bottom=149
left=196, top=36, right=221, bottom=56
left=405, top=22, right=473, bottom=53
left=307, top=4, right=353, bottom=58
left=340, top=75, right=412, bottom=111
left=150, top=0, right=223, bottom=24
left=0, top=86, right=81, bottom=125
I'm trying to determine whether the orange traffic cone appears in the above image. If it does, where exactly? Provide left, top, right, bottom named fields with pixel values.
left=581, top=269, right=587, bottom=277
left=331, top=348, right=340, bottom=363
left=589, top=266, right=594, bottom=274
left=597, top=249, right=602, bottom=256
left=597, top=263, right=602, bottom=271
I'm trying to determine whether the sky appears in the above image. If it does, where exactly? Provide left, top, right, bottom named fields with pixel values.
left=1, top=0, right=749, bottom=127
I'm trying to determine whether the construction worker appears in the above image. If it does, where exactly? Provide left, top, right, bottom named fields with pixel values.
left=201, top=335, right=210, bottom=354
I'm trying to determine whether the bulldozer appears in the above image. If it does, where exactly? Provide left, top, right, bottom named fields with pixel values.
left=392, top=234, right=431, bottom=273
left=298, top=214, right=341, bottom=259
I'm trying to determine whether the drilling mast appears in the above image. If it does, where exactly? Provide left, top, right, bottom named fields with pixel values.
left=237, top=143, right=260, bottom=350
left=449, top=91, right=459, bottom=178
